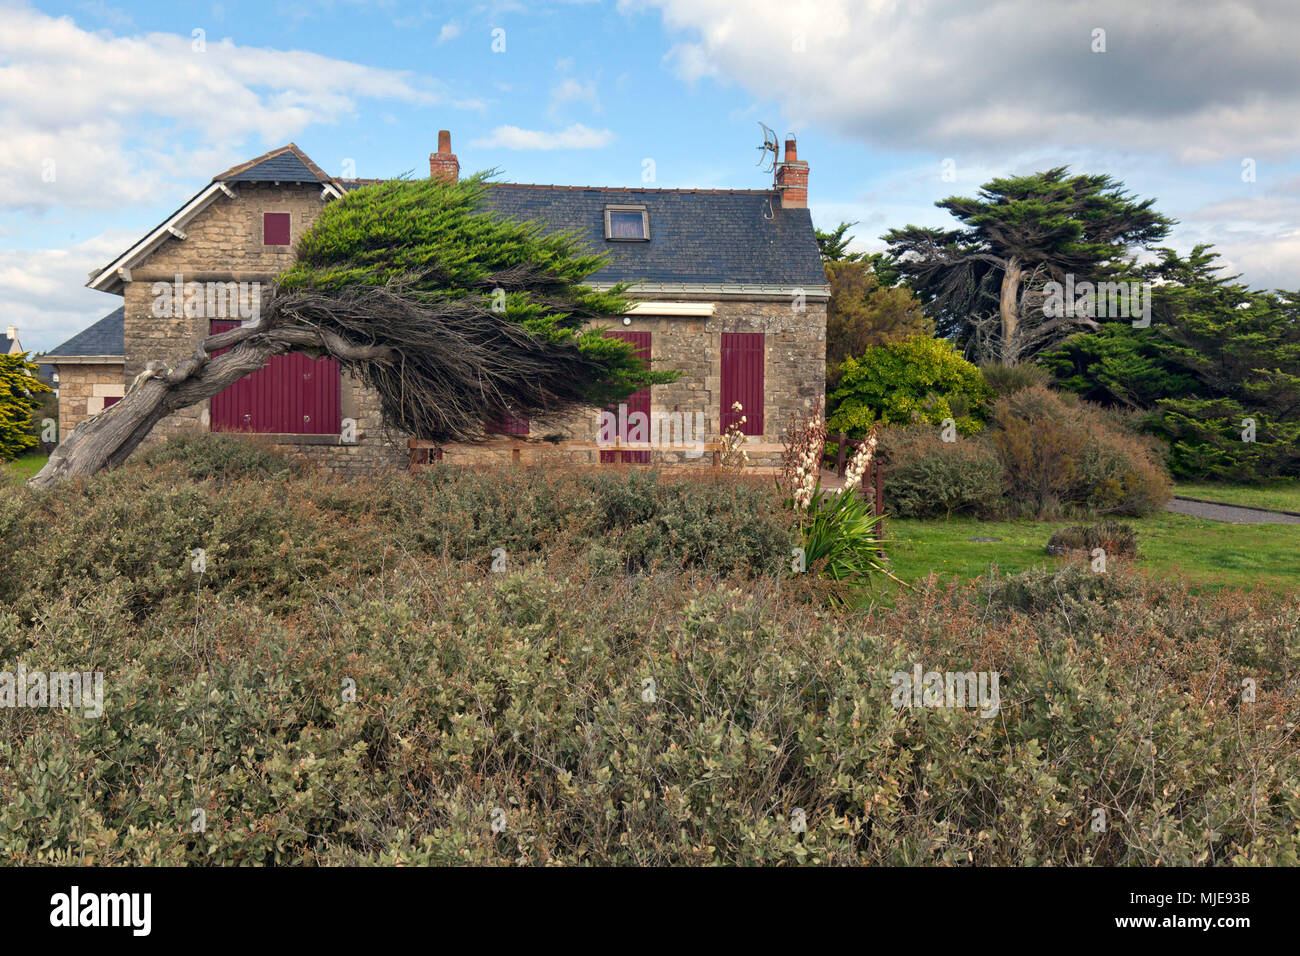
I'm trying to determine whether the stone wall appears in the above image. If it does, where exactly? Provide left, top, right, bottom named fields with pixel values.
left=122, top=182, right=329, bottom=443
left=105, top=178, right=827, bottom=479
left=437, top=296, right=827, bottom=470
left=53, top=363, right=124, bottom=441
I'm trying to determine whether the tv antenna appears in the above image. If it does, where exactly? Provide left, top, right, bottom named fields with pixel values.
left=755, top=122, right=779, bottom=172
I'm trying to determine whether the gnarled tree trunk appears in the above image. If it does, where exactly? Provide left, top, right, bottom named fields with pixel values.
left=28, top=320, right=393, bottom=489
left=999, top=255, right=1023, bottom=364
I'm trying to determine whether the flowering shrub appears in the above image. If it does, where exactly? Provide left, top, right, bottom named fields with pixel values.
left=720, top=401, right=750, bottom=470
left=780, top=406, right=885, bottom=589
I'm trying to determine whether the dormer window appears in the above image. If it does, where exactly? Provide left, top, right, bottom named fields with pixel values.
left=605, top=205, right=649, bottom=241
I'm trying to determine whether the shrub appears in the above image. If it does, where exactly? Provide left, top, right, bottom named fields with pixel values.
left=0, top=437, right=796, bottom=623
left=991, top=386, right=1171, bottom=517
left=136, top=432, right=307, bottom=482
left=1045, top=520, right=1138, bottom=557
left=1, top=538, right=1296, bottom=865
left=979, top=361, right=1051, bottom=396
left=878, top=426, right=1004, bottom=518
left=827, top=335, right=992, bottom=437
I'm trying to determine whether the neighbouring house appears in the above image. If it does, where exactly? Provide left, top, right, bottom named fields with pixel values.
left=42, top=308, right=124, bottom=436
left=2, top=325, right=22, bottom=355
left=56, top=132, right=828, bottom=475
left=3, top=323, right=58, bottom=393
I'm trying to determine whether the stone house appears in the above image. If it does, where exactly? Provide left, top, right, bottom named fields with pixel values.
left=48, top=133, right=828, bottom=475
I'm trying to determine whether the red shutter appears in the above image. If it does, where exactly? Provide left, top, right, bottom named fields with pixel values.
left=209, top=319, right=341, bottom=434
left=721, top=332, right=764, bottom=435
left=486, top=411, right=530, bottom=436
left=263, top=212, right=291, bottom=246
left=601, top=330, right=652, bottom=464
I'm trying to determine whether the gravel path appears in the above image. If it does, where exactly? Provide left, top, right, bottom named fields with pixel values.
left=1167, top=497, right=1300, bottom=524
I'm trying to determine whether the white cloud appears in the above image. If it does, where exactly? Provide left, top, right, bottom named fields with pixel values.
left=550, top=77, right=601, bottom=115
left=470, top=124, right=615, bottom=150
left=0, top=5, right=442, bottom=211
left=437, top=22, right=462, bottom=44
left=0, top=230, right=140, bottom=353
left=638, top=0, right=1300, bottom=163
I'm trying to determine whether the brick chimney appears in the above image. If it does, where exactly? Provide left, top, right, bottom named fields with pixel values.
left=774, top=137, right=808, bottom=209
left=429, top=129, right=460, bottom=183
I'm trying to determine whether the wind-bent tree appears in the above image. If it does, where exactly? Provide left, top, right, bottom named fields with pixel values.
left=884, top=168, right=1173, bottom=364
left=30, top=174, right=669, bottom=488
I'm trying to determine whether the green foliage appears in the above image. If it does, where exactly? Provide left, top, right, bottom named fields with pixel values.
left=797, top=485, right=887, bottom=587
left=827, top=335, right=991, bottom=436
left=1043, top=245, right=1300, bottom=481
left=885, top=167, right=1174, bottom=361
left=136, top=432, right=307, bottom=483
left=1, top=450, right=1296, bottom=865
left=0, top=437, right=794, bottom=623
left=279, top=174, right=676, bottom=420
left=0, top=353, right=51, bottom=463
left=824, top=261, right=932, bottom=383
left=814, top=221, right=866, bottom=262
left=878, top=427, right=1004, bottom=518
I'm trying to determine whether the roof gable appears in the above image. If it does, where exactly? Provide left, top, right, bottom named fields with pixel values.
left=214, top=143, right=333, bottom=184
left=44, top=307, right=125, bottom=359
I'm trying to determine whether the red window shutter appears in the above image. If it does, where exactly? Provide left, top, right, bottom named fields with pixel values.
left=721, top=332, right=764, bottom=435
left=263, top=212, right=291, bottom=246
left=208, top=319, right=341, bottom=435
left=601, top=330, right=652, bottom=464
left=486, top=411, right=530, bottom=436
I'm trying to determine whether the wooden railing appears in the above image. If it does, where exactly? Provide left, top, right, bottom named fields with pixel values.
left=822, top=431, right=887, bottom=539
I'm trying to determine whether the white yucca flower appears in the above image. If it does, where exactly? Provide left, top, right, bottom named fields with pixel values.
left=792, top=440, right=823, bottom=509
left=843, top=429, right=879, bottom=493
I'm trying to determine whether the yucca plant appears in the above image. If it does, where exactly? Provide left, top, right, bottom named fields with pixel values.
left=780, top=410, right=894, bottom=593
left=799, top=479, right=887, bottom=581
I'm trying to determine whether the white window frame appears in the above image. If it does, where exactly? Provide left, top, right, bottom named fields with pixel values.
left=604, top=205, right=649, bottom=241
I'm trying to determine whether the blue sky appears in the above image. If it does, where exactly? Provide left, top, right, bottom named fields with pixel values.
left=4, top=0, right=1299, bottom=351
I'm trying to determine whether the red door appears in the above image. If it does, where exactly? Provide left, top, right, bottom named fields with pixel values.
left=721, top=332, right=764, bottom=435
left=209, top=319, right=341, bottom=434
left=601, top=330, right=651, bottom=464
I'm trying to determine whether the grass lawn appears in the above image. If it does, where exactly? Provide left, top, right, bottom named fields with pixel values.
left=2, top=451, right=47, bottom=486
left=1174, top=479, right=1300, bottom=514
left=882, top=509, right=1298, bottom=593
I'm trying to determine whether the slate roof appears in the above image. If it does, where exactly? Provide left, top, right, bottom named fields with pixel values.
left=339, top=180, right=828, bottom=291
left=44, top=307, right=125, bottom=358
left=487, top=185, right=826, bottom=289
left=213, top=144, right=334, bottom=184
left=0, top=333, right=13, bottom=354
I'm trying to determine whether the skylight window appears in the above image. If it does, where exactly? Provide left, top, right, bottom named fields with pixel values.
left=605, top=205, right=649, bottom=241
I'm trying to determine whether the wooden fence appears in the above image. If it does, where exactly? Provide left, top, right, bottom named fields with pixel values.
left=821, top=432, right=887, bottom=539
